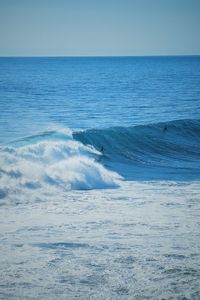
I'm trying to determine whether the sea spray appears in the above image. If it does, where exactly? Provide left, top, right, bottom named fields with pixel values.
left=0, top=131, right=122, bottom=203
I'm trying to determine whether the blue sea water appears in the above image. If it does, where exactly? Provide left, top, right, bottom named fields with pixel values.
left=0, top=56, right=200, bottom=142
left=0, top=56, right=200, bottom=299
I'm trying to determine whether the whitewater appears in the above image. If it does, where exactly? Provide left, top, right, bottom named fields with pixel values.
left=0, top=56, right=200, bottom=299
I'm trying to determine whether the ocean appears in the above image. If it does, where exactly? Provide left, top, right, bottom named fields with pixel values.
left=0, top=56, right=200, bottom=299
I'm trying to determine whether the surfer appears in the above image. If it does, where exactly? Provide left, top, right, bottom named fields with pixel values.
left=94, top=146, right=104, bottom=162
left=100, top=145, right=104, bottom=154
left=163, top=126, right=167, bottom=132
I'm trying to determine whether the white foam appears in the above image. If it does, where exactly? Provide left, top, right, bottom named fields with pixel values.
left=0, top=134, right=122, bottom=202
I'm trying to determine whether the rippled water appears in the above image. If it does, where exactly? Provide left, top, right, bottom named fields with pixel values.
left=1, top=181, right=200, bottom=299
left=0, top=56, right=200, bottom=299
left=0, top=56, right=200, bottom=143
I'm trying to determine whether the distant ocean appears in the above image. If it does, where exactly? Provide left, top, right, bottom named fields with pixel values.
left=0, top=56, right=200, bottom=299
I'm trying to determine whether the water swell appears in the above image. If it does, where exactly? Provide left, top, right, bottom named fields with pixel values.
left=0, top=119, right=200, bottom=202
left=73, top=119, right=200, bottom=180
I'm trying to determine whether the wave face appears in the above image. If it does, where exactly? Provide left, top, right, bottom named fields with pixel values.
left=0, top=129, right=122, bottom=201
left=1, top=119, right=200, bottom=202
left=73, top=119, right=200, bottom=180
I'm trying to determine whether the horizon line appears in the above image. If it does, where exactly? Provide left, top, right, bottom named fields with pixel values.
left=0, top=54, right=200, bottom=58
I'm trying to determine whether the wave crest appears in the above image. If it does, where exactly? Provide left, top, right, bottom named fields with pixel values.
left=74, top=119, right=200, bottom=180
left=74, top=119, right=200, bottom=163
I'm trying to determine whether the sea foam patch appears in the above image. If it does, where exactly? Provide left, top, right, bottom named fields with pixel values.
left=0, top=130, right=122, bottom=203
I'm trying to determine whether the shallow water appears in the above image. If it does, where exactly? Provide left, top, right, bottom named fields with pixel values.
left=0, top=56, right=200, bottom=299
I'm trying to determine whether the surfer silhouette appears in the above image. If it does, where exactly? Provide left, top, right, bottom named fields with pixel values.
left=163, top=126, right=167, bottom=132
left=100, top=145, right=104, bottom=154
left=95, top=145, right=105, bottom=162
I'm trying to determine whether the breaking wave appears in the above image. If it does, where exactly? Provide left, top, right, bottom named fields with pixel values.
left=0, top=119, right=200, bottom=203
left=0, top=129, right=122, bottom=202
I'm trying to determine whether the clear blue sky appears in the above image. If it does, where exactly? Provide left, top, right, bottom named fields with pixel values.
left=0, top=0, right=200, bottom=56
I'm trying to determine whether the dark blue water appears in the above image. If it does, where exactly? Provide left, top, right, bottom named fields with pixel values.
left=0, top=56, right=200, bottom=143
left=74, top=119, right=200, bottom=181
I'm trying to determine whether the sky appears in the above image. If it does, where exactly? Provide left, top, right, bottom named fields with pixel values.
left=0, top=0, right=200, bottom=56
